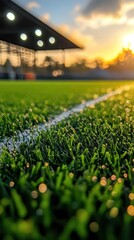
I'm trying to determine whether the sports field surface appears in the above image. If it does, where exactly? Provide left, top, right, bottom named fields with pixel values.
left=0, top=80, right=134, bottom=240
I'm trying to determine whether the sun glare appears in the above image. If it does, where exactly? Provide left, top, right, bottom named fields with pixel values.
left=123, top=34, right=134, bottom=52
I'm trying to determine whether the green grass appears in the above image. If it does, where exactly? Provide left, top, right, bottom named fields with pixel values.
left=0, top=80, right=134, bottom=240
left=0, top=80, right=131, bottom=139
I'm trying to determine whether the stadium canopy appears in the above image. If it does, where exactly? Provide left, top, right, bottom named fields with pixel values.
left=0, top=0, right=81, bottom=51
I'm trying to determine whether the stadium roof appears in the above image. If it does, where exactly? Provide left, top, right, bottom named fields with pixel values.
left=0, top=0, right=81, bottom=51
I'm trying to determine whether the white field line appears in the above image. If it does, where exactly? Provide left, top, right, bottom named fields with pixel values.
left=0, top=85, right=131, bottom=155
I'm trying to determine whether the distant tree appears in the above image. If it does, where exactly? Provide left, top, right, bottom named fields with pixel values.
left=108, top=48, right=134, bottom=71
left=69, top=58, right=89, bottom=72
left=93, top=58, right=105, bottom=69
left=43, top=56, right=58, bottom=74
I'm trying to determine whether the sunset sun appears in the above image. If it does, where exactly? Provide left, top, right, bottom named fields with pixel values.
left=123, top=33, right=134, bottom=52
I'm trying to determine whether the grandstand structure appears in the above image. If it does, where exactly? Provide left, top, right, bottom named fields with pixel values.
left=0, top=0, right=81, bottom=79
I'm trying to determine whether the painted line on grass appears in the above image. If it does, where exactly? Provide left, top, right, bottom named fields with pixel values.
left=0, top=85, right=131, bottom=155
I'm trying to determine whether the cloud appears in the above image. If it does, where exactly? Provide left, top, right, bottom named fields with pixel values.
left=82, top=0, right=124, bottom=17
left=58, top=24, right=71, bottom=33
left=70, top=29, right=96, bottom=49
left=26, top=1, right=40, bottom=10
left=127, top=18, right=134, bottom=25
left=58, top=24, right=96, bottom=50
left=75, top=0, right=134, bottom=29
left=126, top=9, right=134, bottom=18
left=40, top=13, right=51, bottom=22
left=75, top=14, right=126, bottom=30
left=123, top=1, right=134, bottom=16
left=74, top=5, right=81, bottom=13
left=127, top=8, right=134, bottom=18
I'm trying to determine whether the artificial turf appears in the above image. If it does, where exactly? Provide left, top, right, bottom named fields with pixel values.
left=0, top=80, right=131, bottom=138
left=0, top=80, right=134, bottom=240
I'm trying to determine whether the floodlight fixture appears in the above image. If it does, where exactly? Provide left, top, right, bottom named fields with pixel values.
left=20, top=33, right=27, bottom=41
left=0, top=0, right=82, bottom=50
left=37, top=40, right=44, bottom=47
left=49, top=37, right=55, bottom=44
left=7, top=12, right=15, bottom=21
left=35, top=29, right=42, bottom=37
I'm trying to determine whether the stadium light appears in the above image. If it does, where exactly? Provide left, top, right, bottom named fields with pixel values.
left=49, top=37, right=55, bottom=44
left=7, top=12, right=15, bottom=21
left=37, top=40, right=44, bottom=47
left=20, top=33, right=27, bottom=41
left=35, top=29, right=42, bottom=37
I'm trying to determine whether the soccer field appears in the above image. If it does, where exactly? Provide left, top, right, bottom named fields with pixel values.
left=0, top=80, right=134, bottom=240
left=0, top=80, right=131, bottom=138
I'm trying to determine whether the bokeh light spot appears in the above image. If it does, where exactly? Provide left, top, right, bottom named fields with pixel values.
left=38, top=183, right=47, bottom=193
left=89, top=222, right=99, bottom=233
left=127, top=205, right=134, bottom=216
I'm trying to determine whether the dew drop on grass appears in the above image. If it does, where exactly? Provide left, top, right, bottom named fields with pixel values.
left=109, top=207, right=119, bottom=218
left=92, top=176, right=97, bottom=182
left=69, top=172, right=74, bottom=178
left=127, top=205, right=134, bottom=216
left=9, top=181, right=14, bottom=187
left=31, top=190, right=38, bottom=199
left=111, top=175, right=116, bottom=181
left=89, top=104, right=95, bottom=109
left=93, top=94, right=98, bottom=99
left=117, top=178, right=122, bottom=183
left=128, top=193, right=134, bottom=201
left=100, top=177, right=107, bottom=187
left=26, top=162, right=30, bottom=168
left=101, top=165, right=106, bottom=169
left=38, top=183, right=47, bottom=193
left=106, top=199, right=114, bottom=208
left=89, top=222, right=99, bottom=233
left=44, top=162, right=49, bottom=167
left=123, top=173, right=128, bottom=179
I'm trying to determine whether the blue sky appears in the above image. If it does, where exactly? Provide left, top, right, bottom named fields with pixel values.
left=14, top=0, right=86, bottom=25
left=13, top=0, right=134, bottom=65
